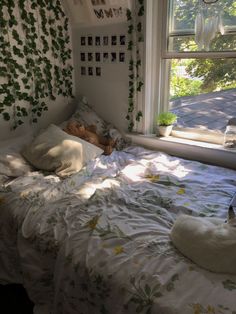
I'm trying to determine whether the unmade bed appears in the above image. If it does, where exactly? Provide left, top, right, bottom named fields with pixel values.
left=0, top=144, right=236, bottom=314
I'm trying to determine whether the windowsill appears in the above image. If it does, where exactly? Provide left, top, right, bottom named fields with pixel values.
left=126, top=133, right=236, bottom=170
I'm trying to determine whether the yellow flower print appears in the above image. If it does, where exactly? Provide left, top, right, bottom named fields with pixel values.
left=145, top=174, right=160, bottom=182
left=87, top=216, right=99, bottom=230
left=192, top=303, right=202, bottom=314
left=114, top=245, right=124, bottom=255
left=0, top=196, right=5, bottom=204
left=207, top=306, right=215, bottom=314
left=177, top=187, right=185, bottom=195
left=184, top=202, right=190, bottom=206
left=20, top=191, right=29, bottom=199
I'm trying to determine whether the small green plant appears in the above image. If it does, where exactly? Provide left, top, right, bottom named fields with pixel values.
left=156, top=112, right=177, bottom=126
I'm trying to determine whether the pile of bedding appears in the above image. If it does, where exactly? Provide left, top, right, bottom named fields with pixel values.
left=0, top=143, right=236, bottom=314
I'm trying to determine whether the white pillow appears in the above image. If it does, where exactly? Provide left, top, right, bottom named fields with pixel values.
left=0, top=153, right=32, bottom=177
left=0, top=133, right=34, bottom=178
left=22, top=124, right=104, bottom=177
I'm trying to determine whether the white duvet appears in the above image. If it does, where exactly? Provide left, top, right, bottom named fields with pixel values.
left=0, top=146, right=236, bottom=314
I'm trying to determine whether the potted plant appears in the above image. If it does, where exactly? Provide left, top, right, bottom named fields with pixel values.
left=156, top=112, right=177, bottom=137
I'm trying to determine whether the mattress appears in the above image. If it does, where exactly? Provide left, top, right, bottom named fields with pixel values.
left=0, top=146, right=236, bottom=314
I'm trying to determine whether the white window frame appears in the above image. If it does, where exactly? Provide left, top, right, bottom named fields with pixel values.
left=143, top=0, right=236, bottom=145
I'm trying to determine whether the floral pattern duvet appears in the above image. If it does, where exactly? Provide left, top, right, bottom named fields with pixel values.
left=0, top=146, right=236, bottom=314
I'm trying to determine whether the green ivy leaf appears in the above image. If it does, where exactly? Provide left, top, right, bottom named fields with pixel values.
left=3, top=112, right=10, bottom=121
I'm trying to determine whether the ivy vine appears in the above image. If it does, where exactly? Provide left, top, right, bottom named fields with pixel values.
left=0, top=0, right=73, bottom=129
left=126, top=0, right=144, bottom=132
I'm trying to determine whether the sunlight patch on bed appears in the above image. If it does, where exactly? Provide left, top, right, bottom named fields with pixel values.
left=77, top=178, right=120, bottom=199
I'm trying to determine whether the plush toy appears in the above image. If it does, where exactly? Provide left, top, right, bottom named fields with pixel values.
left=64, top=120, right=115, bottom=155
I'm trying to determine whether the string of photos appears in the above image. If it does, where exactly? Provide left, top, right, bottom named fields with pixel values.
left=0, top=0, right=73, bottom=129
left=126, top=0, right=144, bottom=132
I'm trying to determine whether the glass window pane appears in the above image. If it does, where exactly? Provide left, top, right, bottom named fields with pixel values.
left=168, top=0, right=236, bottom=52
left=169, top=58, right=236, bottom=132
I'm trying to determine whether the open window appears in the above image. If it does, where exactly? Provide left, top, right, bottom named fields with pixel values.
left=157, top=0, right=236, bottom=143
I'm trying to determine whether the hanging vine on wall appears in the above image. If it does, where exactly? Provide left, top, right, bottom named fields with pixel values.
left=126, top=0, right=144, bottom=132
left=0, top=0, right=73, bottom=129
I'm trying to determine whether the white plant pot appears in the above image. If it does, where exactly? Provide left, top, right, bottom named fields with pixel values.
left=157, top=125, right=173, bottom=137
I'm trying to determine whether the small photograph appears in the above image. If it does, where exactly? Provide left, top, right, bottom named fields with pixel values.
left=96, top=67, right=101, bottom=76
left=80, top=52, right=86, bottom=62
left=119, top=52, right=125, bottom=62
left=91, top=0, right=106, bottom=5
left=95, top=36, right=101, bottom=46
left=81, top=66, right=86, bottom=76
left=81, top=36, right=86, bottom=46
left=88, top=52, right=93, bottom=62
left=88, top=67, right=93, bottom=76
left=88, top=36, right=93, bottom=46
left=111, top=52, right=117, bottom=63
left=103, top=52, right=109, bottom=62
left=103, top=36, right=109, bottom=46
left=120, top=35, right=126, bottom=46
left=111, top=35, right=117, bottom=46
left=95, top=52, right=101, bottom=62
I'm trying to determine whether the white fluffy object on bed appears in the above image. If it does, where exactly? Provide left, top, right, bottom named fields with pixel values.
left=170, top=207, right=236, bottom=274
left=22, top=124, right=104, bottom=177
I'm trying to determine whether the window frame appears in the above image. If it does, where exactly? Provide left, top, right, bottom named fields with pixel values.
left=143, top=0, right=236, bottom=145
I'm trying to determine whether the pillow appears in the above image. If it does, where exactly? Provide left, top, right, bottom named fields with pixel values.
left=0, top=152, right=32, bottom=177
left=0, top=133, right=34, bottom=178
left=63, top=96, right=130, bottom=151
left=22, top=124, right=104, bottom=177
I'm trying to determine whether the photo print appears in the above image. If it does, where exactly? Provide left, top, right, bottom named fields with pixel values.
left=81, top=36, right=86, bottom=46
left=120, top=35, right=126, bottom=46
left=88, top=67, right=93, bottom=76
left=81, top=66, right=86, bottom=76
left=88, top=36, right=93, bottom=46
left=103, top=52, right=109, bottom=62
left=111, top=35, right=117, bottom=45
left=88, top=52, right=93, bottom=62
left=80, top=52, right=86, bottom=62
left=96, top=67, right=101, bottom=76
left=111, top=52, right=116, bottom=63
left=91, top=0, right=106, bottom=5
left=119, top=52, right=125, bottom=62
left=95, top=36, right=101, bottom=46
left=103, top=36, right=109, bottom=46
left=95, top=52, right=101, bottom=62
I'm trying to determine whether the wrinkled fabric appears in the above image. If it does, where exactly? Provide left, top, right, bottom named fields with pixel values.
left=0, top=146, right=236, bottom=314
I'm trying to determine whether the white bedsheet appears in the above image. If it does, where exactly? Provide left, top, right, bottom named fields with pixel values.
left=0, top=146, right=236, bottom=314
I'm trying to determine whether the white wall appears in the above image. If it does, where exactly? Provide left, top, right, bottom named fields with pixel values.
left=72, top=23, right=129, bottom=132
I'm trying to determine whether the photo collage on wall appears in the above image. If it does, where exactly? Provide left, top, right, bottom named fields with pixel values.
left=80, top=34, right=126, bottom=77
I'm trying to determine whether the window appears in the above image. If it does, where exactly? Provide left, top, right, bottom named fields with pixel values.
left=145, top=0, right=236, bottom=144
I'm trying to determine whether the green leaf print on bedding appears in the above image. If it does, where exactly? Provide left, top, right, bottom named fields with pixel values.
left=166, top=274, right=179, bottom=292
left=124, top=275, right=163, bottom=313
left=222, top=279, right=236, bottom=291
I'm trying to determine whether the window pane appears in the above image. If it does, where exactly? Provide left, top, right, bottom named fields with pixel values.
left=169, top=58, right=236, bottom=132
left=168, top=0, right=236, bottom=52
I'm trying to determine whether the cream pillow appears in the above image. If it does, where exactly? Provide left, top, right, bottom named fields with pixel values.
left=0, top=153, right=32, bottom=177
left=22, top=124, right=103, bottom=177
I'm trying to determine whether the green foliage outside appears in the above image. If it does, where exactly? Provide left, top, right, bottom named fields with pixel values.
left=170, top=0, right=236, bottom=99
